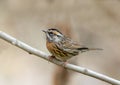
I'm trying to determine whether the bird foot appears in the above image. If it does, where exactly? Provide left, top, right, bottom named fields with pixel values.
left=48, top=55, right=55, bottom=61
left=62, top=61, right=68, bottom=68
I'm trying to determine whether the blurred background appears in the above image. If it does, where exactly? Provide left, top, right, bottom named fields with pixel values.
left=0, top=0, right=120, bottom=85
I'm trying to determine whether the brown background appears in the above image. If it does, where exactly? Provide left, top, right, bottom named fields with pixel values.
left=0, top=0, right=120, bottom=85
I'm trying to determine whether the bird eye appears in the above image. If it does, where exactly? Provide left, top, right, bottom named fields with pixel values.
left=49, top=32, right=54, bottom=35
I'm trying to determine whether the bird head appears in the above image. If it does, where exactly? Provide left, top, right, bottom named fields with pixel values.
left=43, top=28, right=64, bottom=42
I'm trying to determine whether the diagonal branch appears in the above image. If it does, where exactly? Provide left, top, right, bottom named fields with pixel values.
left=0, top=31, right=120, bottom=85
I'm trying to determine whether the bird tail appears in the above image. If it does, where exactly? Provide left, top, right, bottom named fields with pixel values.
left=78, top=47, right=103, bottom=52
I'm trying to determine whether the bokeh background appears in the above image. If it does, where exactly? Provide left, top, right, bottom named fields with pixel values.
left=0, top=0, right=120, bottom=85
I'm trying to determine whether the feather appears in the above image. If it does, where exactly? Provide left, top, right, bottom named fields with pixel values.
left=78, top=47, right=103, bottom=52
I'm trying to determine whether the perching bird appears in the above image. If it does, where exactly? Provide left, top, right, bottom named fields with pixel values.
left=43, top=28, right=102, bottom=62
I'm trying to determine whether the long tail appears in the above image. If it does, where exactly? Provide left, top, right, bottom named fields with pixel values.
left=78, top=47, right=103, bottom=52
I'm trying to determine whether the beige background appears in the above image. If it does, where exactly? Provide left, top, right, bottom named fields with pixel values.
left=0, top=0, right=120, bottom=85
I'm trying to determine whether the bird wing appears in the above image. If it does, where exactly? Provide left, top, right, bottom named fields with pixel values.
left=56, top=37, right=102, bottom=53
left=63, top=37, right=83, bottom=49
left=56, top=37, right=82, bottom=53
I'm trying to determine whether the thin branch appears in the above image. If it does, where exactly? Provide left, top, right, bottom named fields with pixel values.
left=0, top=31, right=120, bottom=85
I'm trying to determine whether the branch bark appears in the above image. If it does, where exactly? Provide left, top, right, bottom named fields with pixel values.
left=0, top=31, right=120, bottom=85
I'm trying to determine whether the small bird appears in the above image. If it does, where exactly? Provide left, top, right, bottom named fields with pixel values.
left=43, top=28, right=102, bottom=62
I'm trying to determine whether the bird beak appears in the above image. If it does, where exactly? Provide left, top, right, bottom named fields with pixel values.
left=42, top=30, right=47, bottom=33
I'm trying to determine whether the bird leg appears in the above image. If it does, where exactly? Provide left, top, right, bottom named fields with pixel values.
left=62, top=61, right=68, bottom=68
left=48, top=55, right=55, bottom=61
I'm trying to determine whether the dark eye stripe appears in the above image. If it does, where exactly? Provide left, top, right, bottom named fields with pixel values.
left=49, top=32, right=54, bottom=35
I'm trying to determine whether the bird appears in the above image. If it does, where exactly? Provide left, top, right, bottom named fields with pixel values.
left=43, top=28, right=102, bottom=62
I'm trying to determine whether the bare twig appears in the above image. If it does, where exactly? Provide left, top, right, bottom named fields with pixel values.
left=0, top=31, right=120, bottom=85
